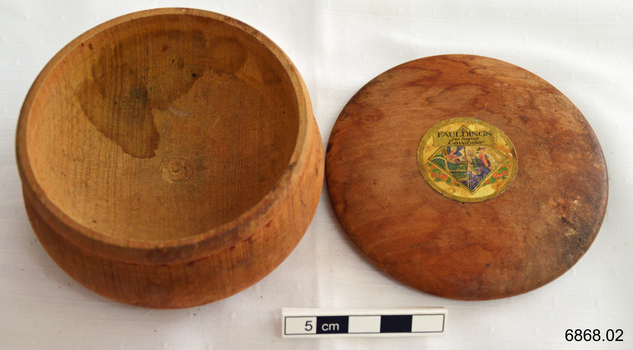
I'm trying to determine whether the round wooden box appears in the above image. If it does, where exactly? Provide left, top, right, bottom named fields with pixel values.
left=16, top=8, right=323, bottom=308
left=326, top=55, right=608, bottom=300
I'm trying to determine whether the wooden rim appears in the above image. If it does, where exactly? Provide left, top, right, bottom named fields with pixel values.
left=16, top=8, right=314, bottom=263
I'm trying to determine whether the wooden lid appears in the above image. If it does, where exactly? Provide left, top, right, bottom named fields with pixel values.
left=326, top=55, right=608, bottom=300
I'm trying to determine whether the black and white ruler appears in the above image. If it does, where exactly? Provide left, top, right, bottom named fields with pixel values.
left=282, top=307, right=447, bottom=338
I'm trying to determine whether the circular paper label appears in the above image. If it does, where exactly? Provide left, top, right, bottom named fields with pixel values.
left=417, top=117, right=517, bottom=202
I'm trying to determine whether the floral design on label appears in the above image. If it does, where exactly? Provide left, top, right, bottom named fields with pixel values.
left=417, top=117, right=517, bottom=202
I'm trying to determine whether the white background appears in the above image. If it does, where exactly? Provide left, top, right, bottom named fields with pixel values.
left=1, top=0, right=632, bottom=349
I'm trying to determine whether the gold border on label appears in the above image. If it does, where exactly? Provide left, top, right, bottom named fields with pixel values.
left=417, top=117, right=518, bottom=203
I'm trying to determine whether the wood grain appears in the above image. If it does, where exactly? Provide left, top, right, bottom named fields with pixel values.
left=16, top=8, right=323, bottom=308
left=326, top=55, right=608, bottom=300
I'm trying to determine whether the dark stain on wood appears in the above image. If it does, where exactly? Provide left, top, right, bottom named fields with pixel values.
left=75, top=30, right=209, bottom=158
left=206, top=37, right=246, bottom=75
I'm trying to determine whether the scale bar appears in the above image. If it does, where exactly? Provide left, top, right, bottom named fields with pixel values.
left=282, top=308, right=447, bottom=338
